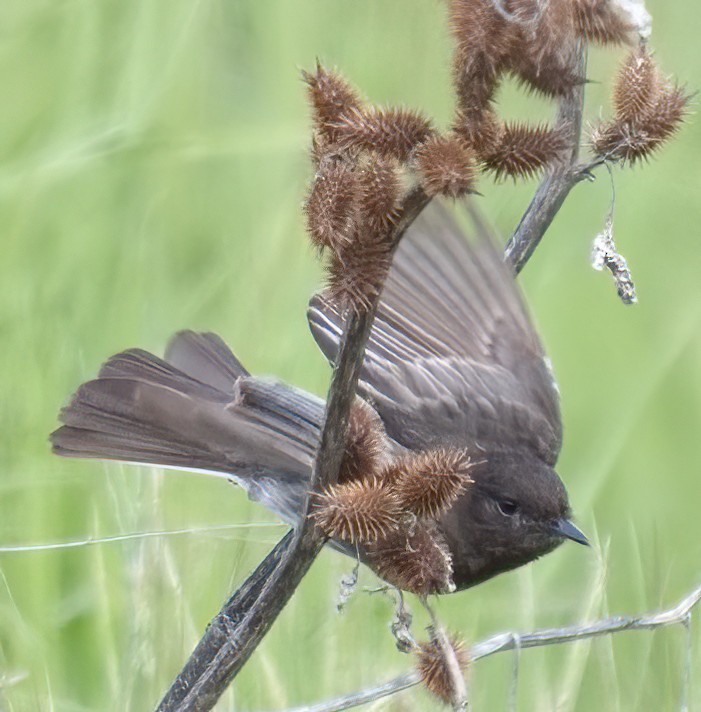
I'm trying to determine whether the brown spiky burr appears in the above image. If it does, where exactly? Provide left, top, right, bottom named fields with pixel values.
left=365, top=522, right=455, bottom=596
left=324, top=234, right=393, bottom=312
left=613, top=45, right=660, bottom=126
left=302, top=62, right=363, bottom=142
left=304, top=157, right=359, bottom=251
left=448, top=0, right=515, bottom=111
left=502, top=0, right=582, bottom=98
left=331, top=106, right=435, bottom=163
left=483, top=121, right=569, bottom=180
left=414, top=133, right=477, bottom=198
left=573, top=0, right=635, bottom=45
left=453, top=106, right=502, bottom=157
left=356, top=154, right=402, bottom=233
left=414, top=631, right=469, bottom=705
left=388, top=449, right=473, bottom=519
left=592, top=49, right=690, bottom=164
left=339, top=398, right=390, bottom=484
left=311, top=478, right=401, bottom=544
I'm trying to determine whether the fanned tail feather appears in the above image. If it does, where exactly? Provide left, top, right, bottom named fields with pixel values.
left=51, top=332, right=324, bottom=524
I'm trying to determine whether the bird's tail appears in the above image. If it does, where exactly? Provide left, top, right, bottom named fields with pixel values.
left=50, top=331, right=325, bottom=524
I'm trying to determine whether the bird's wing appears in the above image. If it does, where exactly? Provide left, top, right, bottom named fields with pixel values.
left=307, top=203, right=562, bottom=465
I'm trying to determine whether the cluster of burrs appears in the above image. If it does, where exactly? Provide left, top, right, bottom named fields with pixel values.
left=311, top=400, right=474, bottom=597
left=303, top=0, right=688, bottom=315
left=591, top=43, right=690, bottom=164
left=449, top=0, right=688, bottom=169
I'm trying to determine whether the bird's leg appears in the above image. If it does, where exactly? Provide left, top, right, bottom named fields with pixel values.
left=391, top=589, right=416, bottom=654
left=336, top=552, right=360, bottom=612
left=362, top=583, right=417, bottom=652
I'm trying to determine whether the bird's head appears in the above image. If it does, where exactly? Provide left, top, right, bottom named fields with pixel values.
left=441, top=448, right=588, bottom=590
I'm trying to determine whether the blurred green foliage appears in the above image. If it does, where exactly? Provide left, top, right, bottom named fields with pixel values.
left=0, top=1, right=700, bottom=710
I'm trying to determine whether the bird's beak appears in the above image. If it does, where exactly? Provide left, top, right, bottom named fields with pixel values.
left=552, top=518, right=589, bottom=546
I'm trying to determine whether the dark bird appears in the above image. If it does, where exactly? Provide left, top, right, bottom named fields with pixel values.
left=50, top=205, right=587, bottom=593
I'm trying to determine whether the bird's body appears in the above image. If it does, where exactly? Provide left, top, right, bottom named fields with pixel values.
left=51, top=205, right=586, bottom=592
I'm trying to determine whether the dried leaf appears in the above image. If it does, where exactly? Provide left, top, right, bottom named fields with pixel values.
left=591, top=214, right=637, bottom=304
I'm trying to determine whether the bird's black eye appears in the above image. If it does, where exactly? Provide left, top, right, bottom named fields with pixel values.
left=497, top=499, right=519, bottom=516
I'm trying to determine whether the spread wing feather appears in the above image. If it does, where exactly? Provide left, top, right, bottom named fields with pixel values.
left=308, top=203, right=562, bottom=464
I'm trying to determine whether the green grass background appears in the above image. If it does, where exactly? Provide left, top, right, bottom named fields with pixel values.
left=1, top=1, right=700, bottom=710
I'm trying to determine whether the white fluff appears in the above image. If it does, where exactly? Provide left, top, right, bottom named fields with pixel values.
left=613, top=0, right=652, bottom=38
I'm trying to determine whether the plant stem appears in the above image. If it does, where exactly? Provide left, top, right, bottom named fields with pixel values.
left=281, top=583, right=701, bottom=712
left=155, top=188, right=430, bottom=712
left=505, top=45, right=588, bottom=273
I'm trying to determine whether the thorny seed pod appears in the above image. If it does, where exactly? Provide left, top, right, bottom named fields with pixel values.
left=510, top=46, right=583, bottom=99
left=643, top=84, right=690, bottom=145
left=450, top=0, right=640, bottom=101
left=302, top=62, right=363, bottom=142
left=332, top=106, right=435, bottom=163
left=414, top=133, right=477, bottom=198
left=453, top=106, right=502, bottom=157
left=415, top=631, right=469, bottom=706
left=483, top=121, right=569, bottom=180
left=365, top=521, right=455, bottom=596
left=325, top=235, right=393, bottom=312
left=311, top=478, right=401, bottom=544
left=304, top=158, right=360, bottom=251
left=592, top=50, right=689, bottom=164
left=448, top=0, right=515, bottom=111
left=356, top=154, right=402, bottom=234
left=613, top=45, right=659, bottom=126
left=573, top=0, right=635, bottom=45
left=339, top=398, right=390, bottom=484
left=309, top=131, right=329, bottom=168
left=309, top=132, right=359, bottom=169
left=508, top=0, right=581, bottom=97
left=591, top=89, right=689, bottom=163
left=389, top=449, right=473, bottom=519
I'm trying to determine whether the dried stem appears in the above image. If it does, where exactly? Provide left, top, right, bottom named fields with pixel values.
left=504, top=45, right=589, bottom=273
left=155, top=186, right=430, bottom=712
left=281, top=583, right=701, bottom=712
